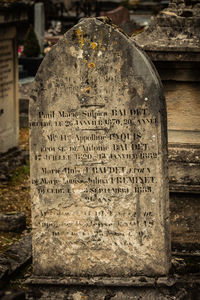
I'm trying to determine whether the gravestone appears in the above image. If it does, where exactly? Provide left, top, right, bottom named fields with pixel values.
left=29, top=17, right=170, bottom=289
left=100, top=6, right=130, bottom=26
left=34, top=2, right=44, bottom=52
left=132, top=0, right=200, bottom=251
left=0, top=26, right=19, bottom=153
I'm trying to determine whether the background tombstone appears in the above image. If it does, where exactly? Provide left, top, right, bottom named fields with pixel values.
left=132, top=0, right=200, bottom=252
left=29, top=17, right=170, bottom=297
left=34, top=2, right=45, bottom=53
left=100, top=6, right=130, bottom=26
left=0, top=26, right=19, bottom=153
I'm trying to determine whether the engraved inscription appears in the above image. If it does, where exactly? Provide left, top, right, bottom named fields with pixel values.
left=0, top=37, right=17, bottom=153
left=0, top=40, right=13, bottom=101
left=30, top=18, right=169, bottom=277
left=31, top=105, right=159, bottom=246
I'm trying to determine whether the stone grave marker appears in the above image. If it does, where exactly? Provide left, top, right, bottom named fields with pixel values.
left=100, top=6, right=130, bottom=26
left=34, top=2, right=44, bottom=52
left=29, top=17, right=170, bottom=280
left=0, top=26, right=18, bottom=153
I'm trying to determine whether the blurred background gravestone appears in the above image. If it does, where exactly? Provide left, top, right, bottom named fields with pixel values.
left=0, top=25, right=18, bottom=153
left=0, top=2, right=28, bottom=153
left=133, top=0, right=200, bottom=253
left=100, top=5, right=130, bottom=25
left=34, top=2, right=45, bottom=53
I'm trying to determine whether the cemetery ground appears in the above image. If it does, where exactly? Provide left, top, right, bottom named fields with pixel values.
left=0, top=128, right=31, bottom=292
left=0, top=128, right=30, bottom=254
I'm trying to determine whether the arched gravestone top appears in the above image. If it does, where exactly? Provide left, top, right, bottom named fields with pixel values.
left=30, top=17, right=170, bottom=279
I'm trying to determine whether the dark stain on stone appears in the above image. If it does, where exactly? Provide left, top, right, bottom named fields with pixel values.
left=71, top=30, right=76, bottom=40
left=128, top=87, right=136, bottom=98
left=77, top=94, right=90, bottom=104
left=30, top=95, right=37, bottom=102
left=104, top=292, right=116, bottom=300
left=139, top=276, right=147, bottom=282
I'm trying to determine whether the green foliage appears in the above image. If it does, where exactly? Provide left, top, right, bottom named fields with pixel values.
left=23, top=25, right=40, bottom=57
left=9, top=161, right=30, bottom=185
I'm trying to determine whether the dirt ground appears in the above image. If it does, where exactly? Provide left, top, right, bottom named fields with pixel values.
left=0, top=129, right=31, bottom=253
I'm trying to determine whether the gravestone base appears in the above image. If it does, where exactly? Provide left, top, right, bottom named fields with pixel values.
left=26, top=276, right=198, bottom=300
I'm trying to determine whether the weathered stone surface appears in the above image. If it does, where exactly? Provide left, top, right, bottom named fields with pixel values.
left=29, top=17, right=170, bottom=278
left=34, top=2, right=45, bottom=52
left=0, top=235, right=31, bottom=288
left=0, top=291, right=26, bottom=300
left=0, top=26, right=19, bottom=153
left=164, top=81, right=200, bottom=145
left=132, top=0, right=200, bottom=203
left=19, top=80, right=34, bottom=128
left=169, top=146, right=200, bottom=192
left=0, top=212, right=26, bottom=232
left=132, top=0, right=200, bottom=60
left=26, top=277, right=199, bottom=300
left=170, top=192, right=200, bottom=251
left=0, top=148, right=29, bottom=182
left=100, top=6, right=130, bottom=26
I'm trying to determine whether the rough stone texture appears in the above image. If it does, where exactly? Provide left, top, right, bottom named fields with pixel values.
left=26, top=276, right=200, bottom=300
left=34, top=2, right=45, bottom=52
left=132, top=0, right=200, bottom=204
left=142, top=1, right=200, bottom=141
left=169, top=145, right=200, bottom=192
left=0, top=26, right=19, bottom=153
left=0, top=148, right=29, bottom=182
left=19, top=99, right=29, bottom=128
left=19, top=80, right=34, bottom=129
left=0, top=212, right=26, bottom=232
left=100, top=6, right=130, bottom=26
left=132, top=0, right=200, bottom=57
left=29, top=17, right=170, bottom=278
left=0, top=235, right=32, bottom=289
left=0, top=291, right=26, bottom=300
left=119, top=20, right=140, bottom=37
left=170, top=192, right=200, bottom=251
left=163, top=81, right=200, bottom=145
